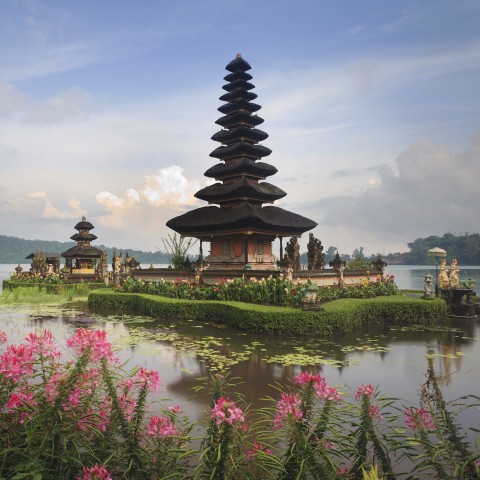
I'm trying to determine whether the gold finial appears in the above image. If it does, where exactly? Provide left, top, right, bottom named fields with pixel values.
left=236, top=52, right=242, bottom=58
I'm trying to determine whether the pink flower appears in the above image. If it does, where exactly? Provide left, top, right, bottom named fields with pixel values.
left=314, top=378, right=343, bottom=402
left=168, top=404, right=182, bottom=414
left=369, top=404, right=383, bottom=420
left=405, top=407, right=436, bottom=431
left=294, top=371, right=321, bottom=385
left=0, top=343, right=35, bottom=382
left=24, top=330, right=60, bottom=359
left=135, top=367, right=161, bottom=392
left=147, top=415, right=177, bottom=438
left=273, top=392, right=303, bottom=430
left=118, top=393, right=137, bottom=422
left=0, top=331, right=6, bottom=344
left=246, top=441, right=273, bottom=460
left=336, top=467, right=350, bottom=478
left=355, top=384, right=374, bottom=400
left=78, top=464, right=112, bottom=480
left=66, top=329, right=115, bottom=362
left=211, top=396, right=245, bottom=426
left=5, top=388, right=37, bottom=423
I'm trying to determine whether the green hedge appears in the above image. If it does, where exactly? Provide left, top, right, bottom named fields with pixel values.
left=88, top=290, right=447, bottom=336
left=3, top=280, right=108, bottom=294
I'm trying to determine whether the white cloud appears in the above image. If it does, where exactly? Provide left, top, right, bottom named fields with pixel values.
left=304, top=133, right=480, bottom=253
left=95, top=166, right=201, bottom=229
left=42, top=196, right=85, bottom=220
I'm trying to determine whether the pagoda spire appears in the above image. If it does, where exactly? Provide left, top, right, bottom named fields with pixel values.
left=167, top=56, right=317, bottom=270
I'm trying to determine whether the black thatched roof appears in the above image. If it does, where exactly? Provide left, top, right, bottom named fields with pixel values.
left=211, top=126, right=268, bottom=145
left=74, top=220, right=94, bottom=231
left=226, top=55, right=251, bottom=73
left=210, top=142, right=272, bottom=160
left=224, top=71, right=253, bottom=82
left=167, top=202, right=317, bottom=236
left=195, top=179, right=286, bottom=203
left=26, top=252, right=60, bottom=260
left=204, top=158, right=277, bottom=180
left=219, top=90, right=257, bottom=103
left=70, top=233, right=98, bottom=242
left=215, top=112, right=264, bottom=129
left=217, top=99, right=261, bottom=115
left=222, top=79, right=255, bottom=92
left=61, top=245, right=102, bottom=258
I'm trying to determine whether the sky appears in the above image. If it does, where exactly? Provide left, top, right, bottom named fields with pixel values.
left=1, top=0, right=479, bottom=257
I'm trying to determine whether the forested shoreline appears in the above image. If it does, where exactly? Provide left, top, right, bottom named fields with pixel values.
left=0, top=235, right=169, bottom=265
left=2, top=232, right=479, bottom=265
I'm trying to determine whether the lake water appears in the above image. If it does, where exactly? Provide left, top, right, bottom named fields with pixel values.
left=1, top=291, right=479, bottom=436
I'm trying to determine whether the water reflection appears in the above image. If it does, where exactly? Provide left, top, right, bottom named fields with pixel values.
left=2, top=302, right=479, bottom=432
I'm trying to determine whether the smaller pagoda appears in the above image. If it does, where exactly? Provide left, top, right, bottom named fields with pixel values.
left=61, top=217, right=103, bottom=282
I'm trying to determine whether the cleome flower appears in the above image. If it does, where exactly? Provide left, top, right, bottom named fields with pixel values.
left=66, top=329, right=116, bottom=362
left=273, top=392, right=303, bottom=430
left=211, top=396, right=245, bottom=426
left=147, top=415, right=177, bottom=438
left=135, top=367, right=161, bottom=393
left=355, top=384, right=374, bottom=400
left=78, top=464, right=112, bottom=480
left=404, top=407, right=436, bottom=431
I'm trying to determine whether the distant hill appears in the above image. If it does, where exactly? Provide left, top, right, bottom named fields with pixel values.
left=0, top=235, right=169, bottom=265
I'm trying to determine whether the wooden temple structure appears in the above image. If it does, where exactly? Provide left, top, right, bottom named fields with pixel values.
left=167, top=54, right=317, bottom=270
left=61, top=217, right=104, bottom=282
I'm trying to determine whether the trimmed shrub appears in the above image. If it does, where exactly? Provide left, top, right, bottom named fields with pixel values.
left=88, top=290, right=447, bottom=336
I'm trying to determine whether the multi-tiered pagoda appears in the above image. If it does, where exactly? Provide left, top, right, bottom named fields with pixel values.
left=61, top=217, right=103, bottom=279
left=167, top=55, right=317, bottom=270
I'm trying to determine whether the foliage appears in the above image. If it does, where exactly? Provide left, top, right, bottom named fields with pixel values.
left=118, top=274, right=399, bottom=308
left=10, top=272, right=64, bottom=284
left=2, top=329, right=477, bottom=479
left=0, top=285, right=94, bottom=304
left=158, top=233, right=196, bottom=269
left=403, top=232, right=480, bottom=265
left=89, top=290, right=447, bottom=336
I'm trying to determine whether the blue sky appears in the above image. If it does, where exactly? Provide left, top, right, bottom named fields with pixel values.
left=1, top=0, right=479, bottom=256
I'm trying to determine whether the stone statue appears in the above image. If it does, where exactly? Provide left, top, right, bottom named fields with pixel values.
left=423, top=273, right=433, bottom=297
left=339, top=263, right=345, bottom=285
left=285, top=237, right=301, bottom=271
left=123, top=251, right=140, bottom=274
left=31, top=251, right=48, bottom=277
left=449, top=258, right=461, bottom=289
left=112, top=250, right=123, bottom=274
left=96, top=250, right=109, bottom=283
left=314, top=238, right=325, bottom=270
left=329, top=252, right=344, bottom=271
left=306, top=233, right=325, bottom=271
left=14, top=264, right=23, bottom=278
left=307, top=233, right=316, bottom=270
left=372, top=254, right=387, bottom=273
left=438, top=258, right=449, bottom=290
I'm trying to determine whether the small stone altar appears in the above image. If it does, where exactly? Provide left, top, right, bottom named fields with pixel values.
left=441, top=288, right=477, bottom=317
left=439, top=258, right=477, bottom=317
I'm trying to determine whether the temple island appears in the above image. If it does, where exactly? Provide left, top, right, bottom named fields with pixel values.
left=132, top=55, right=378, bottom=289
left=12, top=56, right=395, bottom=291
